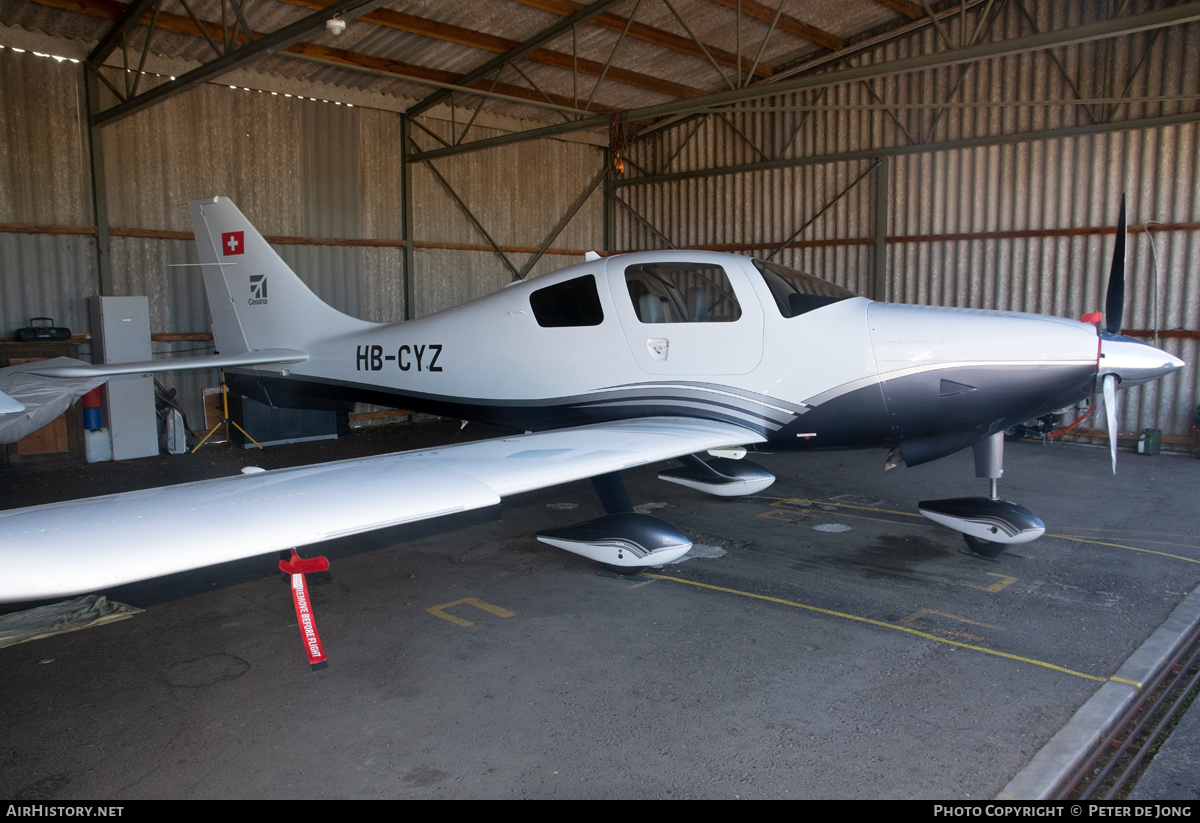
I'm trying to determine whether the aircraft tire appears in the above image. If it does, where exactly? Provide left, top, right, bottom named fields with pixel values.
left=963, top=534, right=1007, bottom=558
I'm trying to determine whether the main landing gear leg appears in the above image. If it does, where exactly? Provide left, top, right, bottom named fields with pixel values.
left=591, top=472, right=649, bottom=575
left=963, top=434, right=1008, bottom=558
left=918, top=432, right=1046, bottom=558
left=591, top=471, right=634, bottom=514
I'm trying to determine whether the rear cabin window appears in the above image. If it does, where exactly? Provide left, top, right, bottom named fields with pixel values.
left=751, top=259, right=855, bottom=318
left=625, top=263, right=742, bottom=324
left=529, top=274, right=605, bottom=327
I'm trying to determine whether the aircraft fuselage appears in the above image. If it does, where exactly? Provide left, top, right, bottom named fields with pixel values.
left=235, top=249, right=1124, bottom=467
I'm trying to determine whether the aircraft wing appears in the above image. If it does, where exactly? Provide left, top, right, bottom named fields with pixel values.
left=0, top=417, right=764, bottom=603
left=0, top=358, right=108, bottom=445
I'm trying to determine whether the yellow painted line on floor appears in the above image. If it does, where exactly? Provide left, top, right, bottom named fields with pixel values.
left=1046, top=534, right=1200, bottom=565
left=901, top=608, right=1001, bottom=631
left=963, top=573, right=1018, bottom=593
left=426, top=597, right=515, bottom=627
left=647, top=573, right=1115, bottom=684
left=767, top=497, right=923, bottom=518
left=766, top=498, right=1200, bottom=565
left=899, top=608, right=1001, bottom=642
left=1042, top=525, right=1199, bottom=540
left=758, top=509, right=926, bottom=529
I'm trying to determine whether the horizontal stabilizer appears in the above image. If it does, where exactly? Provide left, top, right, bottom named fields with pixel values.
left=30, top=348, right=309, bottom=378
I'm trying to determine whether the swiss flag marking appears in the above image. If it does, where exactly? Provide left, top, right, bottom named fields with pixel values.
left=222, top=231, right=245, bottom=256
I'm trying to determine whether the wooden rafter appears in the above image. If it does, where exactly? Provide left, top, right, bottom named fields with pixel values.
left=27, top=0, right=618, bottom=112
left=276, top=0, right=706, bottom=99
left=874, top=0, right=923, bottom=20
left=509, top=0, right=775, bottom=78
left=706, top=0, right=844, bottom=51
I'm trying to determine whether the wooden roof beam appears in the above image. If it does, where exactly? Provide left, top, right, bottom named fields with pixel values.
left=510, top=0, right=774, bottom=78
left=874, top=0, right=923, bottom=20
left=277, top=0, right=705, bottom=99
left=410, top=0, right=629, bottom=116
left=290, top=42, right=618, bottom=111
left=28, top=0, right=615, bottom=115
left=706, top=0, right=844, bottom=51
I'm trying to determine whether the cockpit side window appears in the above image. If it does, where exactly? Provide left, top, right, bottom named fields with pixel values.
left=529, top=274, right=604, bottom=327
left=751, top=259, right=855, bottom=318
left=624, top=263, right=742, bottom=324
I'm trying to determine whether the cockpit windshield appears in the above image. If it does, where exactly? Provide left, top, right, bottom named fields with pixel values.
left=751, top=259, right=855, bottom=318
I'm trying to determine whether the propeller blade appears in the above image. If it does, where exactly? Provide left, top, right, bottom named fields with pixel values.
left=1104, top=196, right=1127, bottom=334
left=1103, top=373, right=1119, bottom=474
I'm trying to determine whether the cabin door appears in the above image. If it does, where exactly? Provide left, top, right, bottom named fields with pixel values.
left=606, top=256, right=764, bottom=375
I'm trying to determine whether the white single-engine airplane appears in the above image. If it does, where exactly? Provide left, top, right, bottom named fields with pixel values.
left=0, top=197, right=1184, bottom=604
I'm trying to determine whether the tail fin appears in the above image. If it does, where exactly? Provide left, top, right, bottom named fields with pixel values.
left=189, top=197, right=377, bottom=355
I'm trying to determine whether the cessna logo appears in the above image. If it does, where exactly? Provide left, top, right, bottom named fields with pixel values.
left=249, top=274, right=268, bottom=305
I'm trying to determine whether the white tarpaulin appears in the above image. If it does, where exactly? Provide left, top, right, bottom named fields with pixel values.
left=0, top=357, right=107, bottom=445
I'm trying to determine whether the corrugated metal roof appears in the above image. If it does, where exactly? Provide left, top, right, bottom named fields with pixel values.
left=0, top=0, right=928, bottom=126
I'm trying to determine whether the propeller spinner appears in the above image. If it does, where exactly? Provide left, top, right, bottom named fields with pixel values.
left=1094, top=196, right=1184, bottom=473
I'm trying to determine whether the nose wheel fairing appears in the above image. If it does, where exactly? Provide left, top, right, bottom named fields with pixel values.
left=918, top=497, right=1046, bottom=547
left=915, top=432, right=1046, bottom=558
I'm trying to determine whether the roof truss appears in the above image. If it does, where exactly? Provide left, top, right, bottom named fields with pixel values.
left=85, top=0, right=397, bottom=126
left=14, top=0, right=1200, bottom=168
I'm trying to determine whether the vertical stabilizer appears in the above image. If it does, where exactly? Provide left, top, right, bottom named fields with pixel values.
left=189, top=197, right=378, bottom=355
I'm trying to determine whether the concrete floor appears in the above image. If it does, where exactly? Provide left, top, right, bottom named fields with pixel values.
left=1, top=423, right=1198, bottom=799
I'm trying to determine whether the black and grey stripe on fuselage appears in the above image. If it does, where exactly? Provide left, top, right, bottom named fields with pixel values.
left=789, top=360, right=1098, bottom=465
left=229, top=357, right=1094, bottom=467
left=227, top=373, right=804, bottom=440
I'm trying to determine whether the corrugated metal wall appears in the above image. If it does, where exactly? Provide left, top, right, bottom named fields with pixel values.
left=3, top=0, right=1197, bottom=441
left=408, top=118, right=605, bottom=315
left=618, top=0, right=1200, bottom=440
left=1, top=46, right=605, bottom=424
left=612, top=158, right=878, bottom=296
left=885, top=132, right=1200, bottom=438
left=0, top=45, right=96, bottom=338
